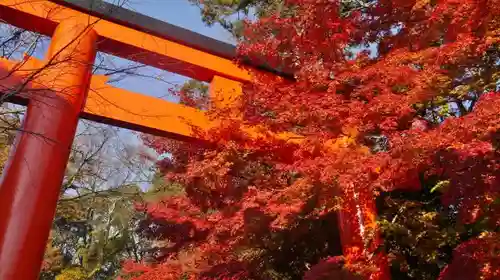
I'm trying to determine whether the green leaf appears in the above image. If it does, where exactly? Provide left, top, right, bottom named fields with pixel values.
left=430, top=180, right=450, bottom=193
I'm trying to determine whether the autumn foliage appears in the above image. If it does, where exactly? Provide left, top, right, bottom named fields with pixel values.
left=123, top=0, right=499, bottom=279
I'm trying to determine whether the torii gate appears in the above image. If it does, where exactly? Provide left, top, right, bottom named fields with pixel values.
left=0, top=0, right=385, bottom=279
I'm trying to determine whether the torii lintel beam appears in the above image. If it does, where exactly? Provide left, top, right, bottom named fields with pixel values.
left=0, top=0, right=253, bottom=140
left=0, top=56, right=215, bottom=142
left=0, top=0, right=251, bottom=83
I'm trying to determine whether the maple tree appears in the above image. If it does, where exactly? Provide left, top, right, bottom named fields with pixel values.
left=124, top=0, right=499, bottom=279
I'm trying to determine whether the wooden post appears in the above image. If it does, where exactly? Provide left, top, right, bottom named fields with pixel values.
left=0, top=19, right=97, bottom=279
left=210, top=75, right=243, bottom=117
left=338, top=188, right=390, bottom=280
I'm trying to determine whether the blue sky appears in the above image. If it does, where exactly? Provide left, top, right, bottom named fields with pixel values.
left=99, top=0, right=234, bottom=101
left=110, top=0, right=234, bottom=43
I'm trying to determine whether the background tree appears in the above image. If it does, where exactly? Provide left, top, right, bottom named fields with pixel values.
left=125, top=0, right=499, bottom=279
left=39, top=122, right=153, bottom=280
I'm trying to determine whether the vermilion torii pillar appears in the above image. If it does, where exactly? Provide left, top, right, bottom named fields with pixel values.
left=0, top=19, right=97, bottom=279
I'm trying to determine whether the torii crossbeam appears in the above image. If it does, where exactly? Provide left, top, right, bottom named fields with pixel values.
left=0, top=1, right=384, bottom=279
